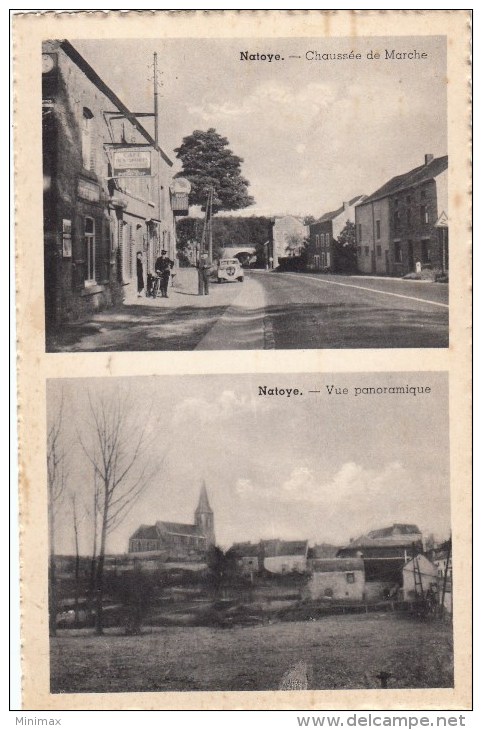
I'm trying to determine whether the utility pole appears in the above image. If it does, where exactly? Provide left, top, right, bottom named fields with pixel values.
left=208, top=186, right=213, bottom=262
left=153, top=52, right=159, bottom=145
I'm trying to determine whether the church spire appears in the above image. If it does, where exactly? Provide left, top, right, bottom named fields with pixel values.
left=196, top=479, right=212, bottom=514
left=195, top=480, right=215, bottom=548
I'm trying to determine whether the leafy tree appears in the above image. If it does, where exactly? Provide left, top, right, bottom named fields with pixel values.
left=176, top=216, right=271, bottom=265
left=206, top=545, right=237, bottom=597
left=106, top=565, right=157, bottom=635
left=333, top=220, right=357, bottom=273
left=174, top=128, right=254, bottom=212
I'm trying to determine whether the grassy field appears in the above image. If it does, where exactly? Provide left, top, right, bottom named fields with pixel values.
left=50, top=613, right=453, bottom=694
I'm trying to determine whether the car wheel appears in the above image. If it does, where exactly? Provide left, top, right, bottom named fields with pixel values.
left=217, top=278, right=222, bottom=283
left=238, top=277, right=244, bottom=282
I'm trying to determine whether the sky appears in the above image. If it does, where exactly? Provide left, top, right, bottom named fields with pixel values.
left=48, top=373, right=450, bottom=556
left=71, top=36, right=447, bottom=218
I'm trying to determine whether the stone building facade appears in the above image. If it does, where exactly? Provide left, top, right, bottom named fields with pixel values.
left=308, top=196, right=365, bottom=272
left=42, top=40, right=177, bottom=340
left=355, top=155, right=448, bottom=276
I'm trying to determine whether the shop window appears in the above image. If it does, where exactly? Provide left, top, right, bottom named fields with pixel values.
left=394, top=241, right=402, bottom=263
left=81, top=107, right=94, bottom=171
left=84, top=217, right=95, bottom=283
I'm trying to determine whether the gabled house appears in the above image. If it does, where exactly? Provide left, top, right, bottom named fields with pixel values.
left=230, top=541, right=261, bottom=575
left=306, top=558, right=365, bottom=601
left=308, top=196, right=365, bottom=272
left=261, top=539, right=309, bottom=574
left=402, top=554, right=438, bottom=601
left=355, top=154, right=448, bottom=276
left=337, top=523, right=423, bottom=601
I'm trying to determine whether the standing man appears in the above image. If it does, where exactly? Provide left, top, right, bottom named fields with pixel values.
left=136, top=252, right=144, bottom=298
left=197, top=251, right=212, bottom=296
left=155, top=249, right=174, bottom=298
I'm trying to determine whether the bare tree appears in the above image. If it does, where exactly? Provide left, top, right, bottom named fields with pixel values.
left=47, top=392, right=67, bottom=637
left=78, top=387, right=161, bottom=635
left=68, top=491, right=82, bottom=627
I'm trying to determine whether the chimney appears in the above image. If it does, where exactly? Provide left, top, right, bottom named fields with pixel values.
left=424, top=154, right=434, bottom=165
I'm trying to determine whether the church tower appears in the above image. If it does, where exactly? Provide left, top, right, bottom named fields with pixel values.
left=195, top=480, right=215, bottom=548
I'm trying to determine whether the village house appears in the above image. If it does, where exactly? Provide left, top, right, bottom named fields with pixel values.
left=230, top=542, right=261, bottom=576
left=308, top=196, right=365, bottom=272
left=337, top=523, right=423, bottom=601
left=42, top=40, right=178, bottom=338
left=270, top=216, right=308, bottom=268
left=128, top=482, right=215, bottom=561
left=355, top=154, right=448, bottom=277
left=401, top=554, right=438, bottom=601
left=261, top=539, right=309, bottom=574
left=306, top=558, right=365, bottom=601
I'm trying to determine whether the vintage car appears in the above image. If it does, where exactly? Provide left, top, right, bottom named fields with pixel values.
left=217, top=258, right=244, bottom=283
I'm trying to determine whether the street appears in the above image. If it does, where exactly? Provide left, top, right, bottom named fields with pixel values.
left=48, top=269, right=448, bottom=352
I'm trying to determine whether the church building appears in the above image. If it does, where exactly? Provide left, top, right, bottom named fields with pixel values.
left=128, top=482, right=215, bottom=560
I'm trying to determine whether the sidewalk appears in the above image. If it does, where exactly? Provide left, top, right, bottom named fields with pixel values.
left=48, top=268, right=268, bottom=352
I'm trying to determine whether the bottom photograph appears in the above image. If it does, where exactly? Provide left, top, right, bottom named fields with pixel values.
left=47, top=372, right=452, bottom=694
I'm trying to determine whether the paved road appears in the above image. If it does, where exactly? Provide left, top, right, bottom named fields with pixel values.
left=49, top=269, right=448, bottom=351
left=250, top=270, right=448, bottom=349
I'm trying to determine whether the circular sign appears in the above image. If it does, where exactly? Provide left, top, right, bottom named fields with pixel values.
left=170, top=177, right=192, bottom=194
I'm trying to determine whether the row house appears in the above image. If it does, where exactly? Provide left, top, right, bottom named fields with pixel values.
left=355, top=154, right=448, bottom=276
left=308, top=195, right=365, bottom=271
left=42, top=40, right=178, bottom=339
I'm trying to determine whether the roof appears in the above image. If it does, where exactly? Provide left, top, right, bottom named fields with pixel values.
left=262, top=539, right=308, bottom=558
left=340, top=524, right=422, bottom=551
left=231, top=542, right=260, bottom=558
left=130, top=525, right=160, bottom=540
left=367, top=524, right=421, bottom=539
left=157, top=521, right=202, bottom=537
left=360, top=156, right=448, bottom=205
left=311, top=558, right=364, bottom=573
left=315, top=195, right=366, bottom=224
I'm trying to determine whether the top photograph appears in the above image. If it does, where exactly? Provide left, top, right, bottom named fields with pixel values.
left=42, top=36, right=449, bottom=352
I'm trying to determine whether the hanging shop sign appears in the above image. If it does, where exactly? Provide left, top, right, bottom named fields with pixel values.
left=170, top=177, right=191, bottom=215
left=113, top=148, right=152, bottom=177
